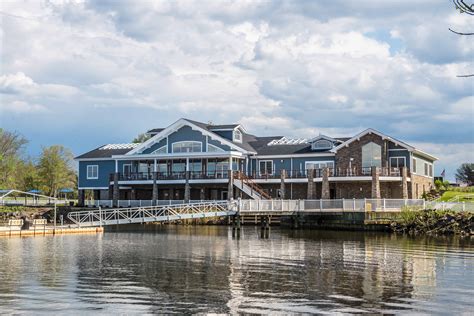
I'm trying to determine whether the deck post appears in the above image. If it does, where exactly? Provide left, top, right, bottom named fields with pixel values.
left=280, top=169, right=286, bottom=199
left=184, top=171, right=190, bottom=203
left=307, top=169, right=315, bottom=199
left=321, top=168, right=330, bottom=199
left=319, top=199, right=322, bottom=212
left=342, top=198, right=345, bottom=211
left=353, top=198, right=356, bottom=211
left=113, top=172, right=119, bottom=207
left=152, top=172, right=158, bottom=206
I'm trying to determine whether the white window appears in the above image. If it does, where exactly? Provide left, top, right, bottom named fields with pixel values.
left=123, top=164, right=132, bottom=175
left=362, top=142, right=382, bottom=168
left=429, top=164, right=433, bottom=177
left=424, top=162, right=429, bottom=176
left=233, top=130, right=242, bottom=143
left=172, top=141, right=202, bottom=153
left=151, top=145, right=167, bottom=154
left=389, top=157, right=406, bottom=168
left=305, top=161, right=334, bottom=169
left=412, top=158, right=417, bottom=173
left=87, top=165, right=98, bottom=179
left=259, top=160, right=273, bottom=175
left=311, top=139, right=333, bottom=150
left=207, top=143, right=224, bottom=152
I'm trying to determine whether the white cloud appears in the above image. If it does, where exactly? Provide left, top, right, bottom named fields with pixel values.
left=0, top=0, right=472, bottom=180
left=0, top=100, right=48, bottom=113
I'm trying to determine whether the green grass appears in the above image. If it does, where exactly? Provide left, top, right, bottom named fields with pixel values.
left=438, top=190, right=474, bottom=202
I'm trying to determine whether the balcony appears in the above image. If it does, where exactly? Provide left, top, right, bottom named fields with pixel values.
left=110, top=171, right=230, bottom=182
left=247, top=167, right=405, bottom=180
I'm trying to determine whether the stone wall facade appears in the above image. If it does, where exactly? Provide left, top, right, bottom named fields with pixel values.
left=335, top=132, right=391, bottom=171
left=410, top=174, right=434, bottom=199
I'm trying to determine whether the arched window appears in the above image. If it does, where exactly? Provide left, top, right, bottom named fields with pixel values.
left=151, top=145, right=167, bottom=154
left=207, top=143, right=224, bottom=152
left=311, top=139, right=332, bottom=150
left=172, top=141, right=202, bottom=153
left=233, top=130, right=242, bottom=143
left=362, top=142, right=382, bottom=168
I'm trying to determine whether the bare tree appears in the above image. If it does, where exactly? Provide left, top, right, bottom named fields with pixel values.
left=450, top=0, right=474, bottom=77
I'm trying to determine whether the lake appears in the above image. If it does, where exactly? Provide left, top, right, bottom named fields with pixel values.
left=0, top=226, right=473, bottom=314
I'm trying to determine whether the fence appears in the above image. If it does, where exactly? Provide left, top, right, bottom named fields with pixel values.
left=0, top=198, right=70, bottom=206
left=85, top=200, right=225, bottom=208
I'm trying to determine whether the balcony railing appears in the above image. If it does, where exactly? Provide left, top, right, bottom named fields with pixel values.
left=110, top=167, right=405, bottom=182
left=111, top=171, right=230, bottom=181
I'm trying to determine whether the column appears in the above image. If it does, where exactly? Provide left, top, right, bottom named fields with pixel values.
left=371, top=166, right=381, bottom=199
left=78, top=189, right=85, bottom=206
left=130, top=188, right=136, bottom=200
left=321, top=167, right=330, bottom=199
left=152, top=172, right=158, bottom=205
left=200, top=188, right=206, bottom=200
left=307, top=169, right=315, bottom=199
left=184, top=170, right=190, bottom=203
left=113, top=172, right=119, bottom=207
left=401, top=167, right=408, bottom=199
left=280, top=169, right=286, bottom=199
left=228, top=168, right=234, bottom=200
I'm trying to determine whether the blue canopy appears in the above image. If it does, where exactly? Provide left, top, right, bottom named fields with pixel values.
left=28, top=189, right=41, bottom=193
left=59, top=188, right=74, bottom=193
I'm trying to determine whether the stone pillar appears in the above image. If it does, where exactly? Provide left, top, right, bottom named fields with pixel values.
left=130, top=188, right=136, bottom=200
left=401, top=167, right=408, bottom=199
left=152, top=172, right=158, bottom=205
left=78, top=189, right=85, bottom=206
left=184, top=171, right=190, bottom=203
left=371, top=166, right=380, bottom=199
left=228, top=167, right=234, bottom=200
left=321, top=167, right=330, bottom=199
left=200, top=188, right=206, bottom=200
left=280, top=169, right=286, bottom=199
left=113, top=172, right=119, bottom=207
left=307, top=169, right=315, bottom=199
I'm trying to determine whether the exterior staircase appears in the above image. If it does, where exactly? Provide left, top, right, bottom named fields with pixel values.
left=233, top=171, right=271, bottom=200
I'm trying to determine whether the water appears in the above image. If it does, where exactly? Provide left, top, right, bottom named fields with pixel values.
left=0, top=226, right=473, bottom=314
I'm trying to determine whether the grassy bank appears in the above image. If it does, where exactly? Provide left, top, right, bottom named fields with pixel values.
left=391, top=209, right=473, bottom=236
left=438, top=190, right=474, bottom=202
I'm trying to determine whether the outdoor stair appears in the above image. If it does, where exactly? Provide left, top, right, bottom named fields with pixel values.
left=233, top=171, right=271, bottom=200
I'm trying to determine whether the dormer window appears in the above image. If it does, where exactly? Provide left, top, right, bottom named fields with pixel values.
left=233, top=130, right=242, bottom=143
left=311, top=139, right=333, bottom=150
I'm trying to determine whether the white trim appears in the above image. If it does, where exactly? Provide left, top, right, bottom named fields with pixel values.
left=252, top=153, right=335, bottom=159
left=307, top=134, right=340, bottom=144
left=258, top=160, right=274, bottom=176
left=123, top=163, right=132, bottom=175
left=207, top=143, right=225, bottom=152
left=389, top=156, right=406, bottom=168
left=86, top=165, right=99, bottom=179
left=151, top=145, right=167, bottom=154
left=75, top=157, right=118, bottom=162
left=388, top=148, right=408, bottom=151
left=171, top=140, right=203, bottom=153
left=305, top=161, right=335, bottom=170
left=233, top=130, right=242, bottom=143
left=111, top=151, right=244, bottom=160
left=126, top=118, right=254, bottom=155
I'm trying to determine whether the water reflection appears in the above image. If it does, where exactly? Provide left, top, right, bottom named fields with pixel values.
left=0, top=226, right=472, bottom=314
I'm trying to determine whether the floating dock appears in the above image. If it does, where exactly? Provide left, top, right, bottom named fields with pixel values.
left=0, top=226, right=104, bottom=237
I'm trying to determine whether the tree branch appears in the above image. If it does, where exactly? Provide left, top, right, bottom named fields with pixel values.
left=449, top=28, right=474, bottom=35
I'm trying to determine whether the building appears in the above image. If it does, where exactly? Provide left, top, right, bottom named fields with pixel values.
left=75, top=118, right=437, bottom=205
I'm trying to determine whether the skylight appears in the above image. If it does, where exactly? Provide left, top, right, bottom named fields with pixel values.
left=267, top=137, right=308, bottom=146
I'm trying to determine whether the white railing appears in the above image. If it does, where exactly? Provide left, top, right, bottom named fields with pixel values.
left=68, top=201, right=236, bottom=227
left=0, top=199, right=71, bottom=206
left=238, top=199, right=474, bottom=213
left=84, top=200, right=218, bottom=208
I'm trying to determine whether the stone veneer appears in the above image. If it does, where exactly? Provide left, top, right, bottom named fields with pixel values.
left=410, top=173, right=434, bottom=199
left=335, top=132, right=391, bottom=171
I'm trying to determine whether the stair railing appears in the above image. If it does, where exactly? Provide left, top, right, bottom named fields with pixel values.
left=233, top=171, right=271, bottom=199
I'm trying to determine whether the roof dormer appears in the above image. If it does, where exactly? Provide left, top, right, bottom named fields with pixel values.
left=308, top=134, right=339, bottom=151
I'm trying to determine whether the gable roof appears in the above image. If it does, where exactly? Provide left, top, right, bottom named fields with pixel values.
left=75, top=143, right=139, bottom=159
left=332, top=128, right=438, bottom=161
left=127, top=118, right=257, bottom=155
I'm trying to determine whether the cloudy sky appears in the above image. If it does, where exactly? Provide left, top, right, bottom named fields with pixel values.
left=1, top=0, right=473, bottom=180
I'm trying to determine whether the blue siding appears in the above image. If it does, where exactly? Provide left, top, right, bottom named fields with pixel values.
left=78, top=160, right=115, bottom=188
left=212, top=130, right=233, bottom=141
left=142, top=139, right=167, bottom=154
left=251, top=156, right=334, bottom=174
left=207, top=138, right=230, bottom=151
left=167, top=126, right=206, bottom=152
left=388, top=149, right=410, bottom=169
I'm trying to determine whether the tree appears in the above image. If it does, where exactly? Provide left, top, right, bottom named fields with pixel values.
left=0, top=129, right=28, bottom=188
left=450, top=0, right=474, bottom=77
left=132, top=133, right=151, bottom=143
left=16, top=159, right=41, bottom=192
left=37, top=145, right=76, bottom=197
left=455, top=163, right=474, bottom=185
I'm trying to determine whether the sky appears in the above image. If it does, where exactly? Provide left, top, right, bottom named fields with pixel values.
left=0, top=0, right=473, bottom=180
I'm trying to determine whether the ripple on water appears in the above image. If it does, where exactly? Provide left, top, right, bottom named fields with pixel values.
left=0, top=227, right=472, bottom=314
